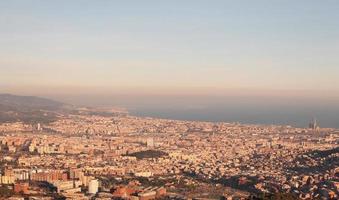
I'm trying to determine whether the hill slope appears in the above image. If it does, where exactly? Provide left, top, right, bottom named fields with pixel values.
left=0, top=94, right=66, bottom=123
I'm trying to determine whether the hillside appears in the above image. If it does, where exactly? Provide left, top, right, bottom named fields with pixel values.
left=0, top=94, right=64, bottom=110
left=0, top=94, right=66, bottom=123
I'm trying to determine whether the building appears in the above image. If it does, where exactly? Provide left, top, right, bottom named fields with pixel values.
left=309, top=118, right=319, bottom=130
left=88, top=179, right=99, bottom=194
left=146, top=138, right=154, bottom=148
left=14, top=182, right=29, bottom=194
left=139, top=191, right=156, bottom=200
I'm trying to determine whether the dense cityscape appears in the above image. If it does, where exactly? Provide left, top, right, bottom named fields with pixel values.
left=0, top=103, right=338, bottom=200
left=1, top=1, right=339, bottom=200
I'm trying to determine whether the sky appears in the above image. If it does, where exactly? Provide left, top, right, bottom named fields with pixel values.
left=1, top=0, right=339, bottom=99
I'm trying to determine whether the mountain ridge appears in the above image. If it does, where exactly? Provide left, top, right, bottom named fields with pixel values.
left=0, top=93, right=65, bottom=110
left=0, top=93, right=67, bottom=123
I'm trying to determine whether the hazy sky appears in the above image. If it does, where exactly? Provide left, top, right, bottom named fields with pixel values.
left=1, top=0, right=339, bottom=96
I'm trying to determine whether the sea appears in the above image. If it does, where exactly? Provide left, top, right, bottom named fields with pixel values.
left=56, top=94, right=339, bottom=129
left=127, top=99, right=339, bottom=129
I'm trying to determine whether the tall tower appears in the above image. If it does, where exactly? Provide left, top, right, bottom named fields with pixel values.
left=309, top=117, right=319, bottom=130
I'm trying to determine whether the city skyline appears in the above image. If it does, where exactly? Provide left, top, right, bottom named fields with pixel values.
left=0, top=1, right=338, bottom=199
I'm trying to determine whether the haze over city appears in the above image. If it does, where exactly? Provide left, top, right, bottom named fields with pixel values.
left=0, top=2, right=338, bottom=199
left=1, top=0, right=339, bottom=128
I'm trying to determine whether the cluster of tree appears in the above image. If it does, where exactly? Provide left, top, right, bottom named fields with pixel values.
left=0, top=185, right=14, bottom=198
left=125, top=150, right=168, bottom=159
left=253, top=192, right=300, bottom=200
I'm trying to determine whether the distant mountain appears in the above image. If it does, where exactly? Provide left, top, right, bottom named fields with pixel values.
left=0, top=94, right=127, bottom=124
left=0, top=94, right=65, bottom=110
left=0, top=94, right=67, bottom=123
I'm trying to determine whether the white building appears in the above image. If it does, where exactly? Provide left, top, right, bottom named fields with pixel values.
left=88, top=179, right=99, bottom=194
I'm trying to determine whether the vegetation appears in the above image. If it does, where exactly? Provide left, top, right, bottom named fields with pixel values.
left=0, top=93, right=66, bottom=123
left=256, top=192, right=300, bottom=200
left=125, top=150, right=168, bottom=159
left=0, top=185, right=14, bottom=197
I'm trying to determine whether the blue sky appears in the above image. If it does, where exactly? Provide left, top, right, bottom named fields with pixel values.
left=1, top=0, right=339, bottom=96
